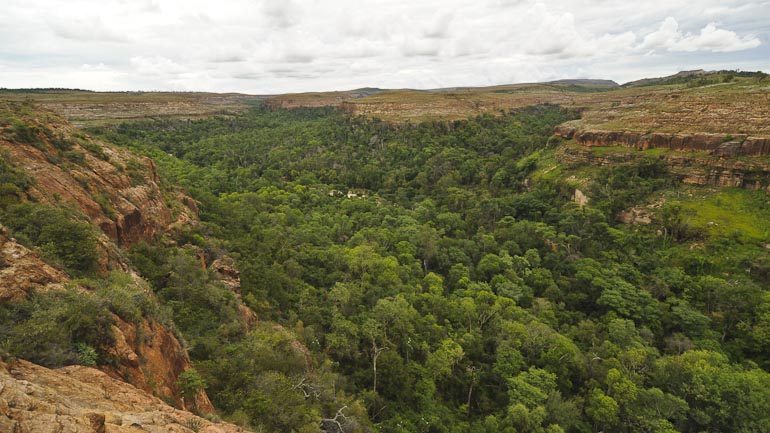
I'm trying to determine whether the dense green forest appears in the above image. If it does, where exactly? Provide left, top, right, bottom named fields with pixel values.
left=4, top=103, right=770, bottom=433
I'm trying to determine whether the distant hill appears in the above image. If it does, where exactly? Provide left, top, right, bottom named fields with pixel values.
left=622, top=69, right=708, bottom=87
left=547, top=79, right=619, bottom=87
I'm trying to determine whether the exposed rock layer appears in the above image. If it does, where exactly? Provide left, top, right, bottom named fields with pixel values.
left=557, top=145, right=770, bottom=191
left=0, top=358, right=245, bottom=433
left=0, top=229, right=215, bottom=412
left=554, top=126, right=770, bottom=157
left=0, top=108, right=197, bottom=255
left=0, top=225, right=67, bottom=301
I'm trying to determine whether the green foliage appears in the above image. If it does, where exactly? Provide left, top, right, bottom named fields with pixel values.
left=93, top=192, right=117, bottom=219
left=9, top=119, right=44, bottom=148
left=177, top=368, right=207, bottom=400
left=79, top=139, right=109, bottom=160
left=75, top=343, right=99, bottom=366
left=591, top=157, right=671, bottom=216
left=85, top=271, right=167, bottom=325
left=0, top=288, right=115, bottom=367
left=0, top=151, right=33, bottom=207
left=124, top=158, right=146, bottom=186
left=92, top=105, right=770, bottom=433
left=1, top=202, right=99, bottom=275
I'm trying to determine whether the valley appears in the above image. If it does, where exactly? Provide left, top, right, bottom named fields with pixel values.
left=2, top=70, right=770, bottom=433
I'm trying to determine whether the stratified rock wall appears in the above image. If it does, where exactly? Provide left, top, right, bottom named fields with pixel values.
left=554, top=125, right=770, bottom=157
left=557, top=146, right=770, bottom=191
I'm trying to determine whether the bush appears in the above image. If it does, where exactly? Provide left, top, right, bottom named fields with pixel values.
left=0, top=288, right=115, bottom=367
left=88, top=271, right=162, bottom=323
left=9, top=120, right=43, bottom=148
left=0, top=152, right=33, bottom=191
left=177, top=368, right=207, bottom=401
left=1, top=202, right=100, bottom=275
left=79, top=139, right=109, bottom=161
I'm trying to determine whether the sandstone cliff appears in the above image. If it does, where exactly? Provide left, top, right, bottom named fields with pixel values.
left=0, top=357, right=246, bottom=433
left=0, top=102, right=217, bottom=412
left=0, top=102, right=197, bottom=255
left=556, top=145, right=770, bottom=191
left=0, top=228, right=215, bottom=412
left=554, top=125, right=770, bottom=157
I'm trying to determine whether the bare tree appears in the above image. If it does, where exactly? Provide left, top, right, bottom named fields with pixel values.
left=321, top=406, right=349, bottom=433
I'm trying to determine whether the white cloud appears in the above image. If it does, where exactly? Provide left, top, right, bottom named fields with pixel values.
left=0, top=0, right=767, bottom=92
left=130, top=56, right=185, bottom=76
left=49, top=16, right=128, bottom=42
left=642, top=17, right=761, bottom=53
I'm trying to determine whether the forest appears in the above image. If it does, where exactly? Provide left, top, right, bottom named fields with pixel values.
left=4, top=103, right=770, bottom=433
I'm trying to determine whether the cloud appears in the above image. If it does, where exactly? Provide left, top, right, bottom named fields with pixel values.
left=641, top=17, right=761, bottom=53
left=208, top=55, right=246, bottom=63
left=1, top=0, right=768, bottom=93
left=80, top=62, right=111, bottom=71
left=260, top=0, right=299, bottom=29
left=401, top=37, right=441, bottom=57
left=130, top=56, right=185, bottom=76
left=422, top=12, right=455, bottom=39
left=49, top=16, right=128, bottom=42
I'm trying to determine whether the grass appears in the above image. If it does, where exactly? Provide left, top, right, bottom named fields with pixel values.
left=671, top=187, right=770, bottom=243
left=586, top=146, right=670, bottom=157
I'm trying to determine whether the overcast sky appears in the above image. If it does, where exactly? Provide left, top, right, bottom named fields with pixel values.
left=2, top=0, right=769, bottom=94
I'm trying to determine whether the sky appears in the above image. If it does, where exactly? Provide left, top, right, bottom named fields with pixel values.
left=1, top=0, right=769, bottom=94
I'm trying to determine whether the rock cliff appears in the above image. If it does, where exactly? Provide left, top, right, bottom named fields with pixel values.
left=0, top=102, right=197, bottom=253
left=0, top=357, right=246, bottom=433
left=0, top=103, right=217, bottom=413
left=554, top=125, right=770, bottom=157
left=0, top=228, right=215, bottom=412
left=557, top=145, right=770, bottom=191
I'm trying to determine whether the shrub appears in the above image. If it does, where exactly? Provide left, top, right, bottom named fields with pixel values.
left=177, top=368, right=207, bottom=402
left=9, top=120, right=43, bottom=148
left=0, top=288, right=115, bottom=367
left=1, top=202, right=100, bottom=275
left=0, top=152, right=33, bottom=191
left=79, top=139, right=110, bottom=161
left=89, top=271, right=161, bottom=323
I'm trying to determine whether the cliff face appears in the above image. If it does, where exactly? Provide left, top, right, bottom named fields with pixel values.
left=0, top=225, right=67, bottom=302
left=0, top=104, right=197, bottom=252
left=554, top=125, right=770, bottom=157
left=557, top=145, right=770, bottom=191
left=0, top=103, right=215, bottom=412
left=0, top=358, right=245, bottom=433
left=0, top=228, right=214, bottom=412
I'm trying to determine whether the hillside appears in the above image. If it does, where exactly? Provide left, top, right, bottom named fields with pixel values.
left=3, top=71, right=770, bottom=433
left=0, top=100, right=218, bottom=410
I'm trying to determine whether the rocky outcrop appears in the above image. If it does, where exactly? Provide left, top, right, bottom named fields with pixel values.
left=0, top=229, right=213, bottom=413
left=0, top=358, right=247, bottom=433
left=0, top=225, right=67, bottom=301
left=0, top=104, right=221, bottom=416
left=211, top=257, right=258, bottom=328
left=103, top=318, right=215, bottom=413
left=557, top=146, right=770, bottom=191
left=571, top=189, right=589, bottom=207
left=0, top=107, right=197, bottom=253
left=554, top=125, right=770, bottom=157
